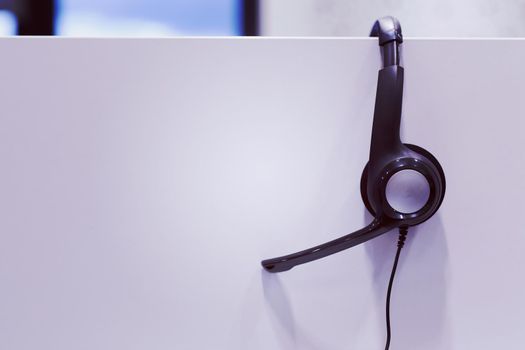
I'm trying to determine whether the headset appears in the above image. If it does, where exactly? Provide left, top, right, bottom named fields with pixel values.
left=261, top=16, right=446, bottom=273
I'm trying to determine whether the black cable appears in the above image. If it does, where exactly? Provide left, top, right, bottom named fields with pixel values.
left=384, top=226, right=408, bottom=350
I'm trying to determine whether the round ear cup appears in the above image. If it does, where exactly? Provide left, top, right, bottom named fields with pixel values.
left=360, top=143, right=446, bottom=217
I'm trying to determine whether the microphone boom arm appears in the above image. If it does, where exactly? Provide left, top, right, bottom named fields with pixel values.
left=261, top=218, right=395, bottom=272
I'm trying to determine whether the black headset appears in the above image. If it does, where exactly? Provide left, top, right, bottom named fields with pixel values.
left=261, top=16, right=446, bottom=273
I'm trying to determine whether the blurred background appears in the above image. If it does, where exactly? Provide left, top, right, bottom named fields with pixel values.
left=0, top=0, right=525, bottom=37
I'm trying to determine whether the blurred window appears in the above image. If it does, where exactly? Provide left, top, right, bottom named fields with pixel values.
left=0, top=10, right=15, bottom=35
left=58, top=0, right=239, bottom=36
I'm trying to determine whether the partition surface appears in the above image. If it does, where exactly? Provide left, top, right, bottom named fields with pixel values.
left=1, top=38, right=524, bottom=349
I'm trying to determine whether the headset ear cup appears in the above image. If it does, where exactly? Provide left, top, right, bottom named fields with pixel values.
left=359, top=143, right=446, bottom=217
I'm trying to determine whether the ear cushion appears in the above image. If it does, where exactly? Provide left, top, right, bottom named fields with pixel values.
left=360, top=143, right=446, bottom=217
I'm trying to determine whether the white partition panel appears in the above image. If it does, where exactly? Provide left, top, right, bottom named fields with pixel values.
left=1, top=38, right=524, bottom=350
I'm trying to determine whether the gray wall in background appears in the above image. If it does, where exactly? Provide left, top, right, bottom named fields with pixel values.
left=262, top=0, right=525, bottom=37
